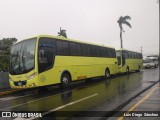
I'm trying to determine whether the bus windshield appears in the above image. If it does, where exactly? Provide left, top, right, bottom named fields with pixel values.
left=9, top=38, right=36, bottom=75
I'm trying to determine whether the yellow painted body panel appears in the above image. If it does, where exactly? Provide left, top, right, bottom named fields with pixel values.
left=38, top=56, right=118, bottom=86
left=119, top=59, right=143, bottom=73
left=9, top=69, right=39, bottom=88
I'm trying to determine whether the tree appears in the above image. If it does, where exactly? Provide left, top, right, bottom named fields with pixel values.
left=117, top=16, right=132, bottom=48
left=58, top=27, right=67, bottom=38
left=0, top=37, right=17, bottom=71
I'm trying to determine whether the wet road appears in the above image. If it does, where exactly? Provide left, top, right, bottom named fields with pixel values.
left=0, top=68, right=159, bottom=120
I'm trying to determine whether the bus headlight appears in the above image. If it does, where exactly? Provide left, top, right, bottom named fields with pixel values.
left=28, top=73, right=37, bottom=80
left=9, top=77, right=13, bottom=81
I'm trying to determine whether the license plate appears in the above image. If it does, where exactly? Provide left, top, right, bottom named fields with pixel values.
left=18, top=82, right=22, bottom=86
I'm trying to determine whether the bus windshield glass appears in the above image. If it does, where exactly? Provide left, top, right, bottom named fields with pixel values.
left=9, top=38, right=36, bottom=75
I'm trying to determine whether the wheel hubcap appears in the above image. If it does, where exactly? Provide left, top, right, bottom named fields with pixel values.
left=127, top=68, right=129, bottom=73
left=63, top=77, right=68, bottom=84
left=106, top=71, right=110, bottom=77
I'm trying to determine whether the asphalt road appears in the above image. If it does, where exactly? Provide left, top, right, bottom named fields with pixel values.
left=0, top=68, right=159, bottom=120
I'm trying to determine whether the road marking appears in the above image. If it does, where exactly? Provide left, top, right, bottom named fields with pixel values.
left=14, top=93, right=99, bottom=120
left=0, top=89, right=76, bottom=111
left=118, top=84, right=158, bottom=120
left=42, top=93, right=98, bottom=116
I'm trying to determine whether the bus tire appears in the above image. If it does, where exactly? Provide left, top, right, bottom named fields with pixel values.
left=60, top=73, right=71, bottom=89
left=38, top=86, right=48, bottom=92
left=136, top=65, right=141, bottom=72
left=126, top=67, right=129, bottom=74
left=138, top=65, right=141, bottom=71
left=105, top=68, right=110, bottom=79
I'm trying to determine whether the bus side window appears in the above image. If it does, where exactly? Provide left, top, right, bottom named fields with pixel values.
left=107, top=48, right=112, bottom=58
left=39, top=49, right=47, bottom=63
left=38, top=38, right=55, bottom=73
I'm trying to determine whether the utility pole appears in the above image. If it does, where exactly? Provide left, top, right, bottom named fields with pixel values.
left=141, top=46, right=143, bottom=55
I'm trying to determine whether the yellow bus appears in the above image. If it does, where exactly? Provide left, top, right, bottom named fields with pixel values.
left=9, top=35, right=118, bottom=88
left=116, top=49, right=143, bottom=74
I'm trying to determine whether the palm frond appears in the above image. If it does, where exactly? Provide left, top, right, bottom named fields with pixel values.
left=121, top=16, right=131, bottom=21
left=117, top=16, right=123, bottom=23
left=122, top=21, right=132, bottom=28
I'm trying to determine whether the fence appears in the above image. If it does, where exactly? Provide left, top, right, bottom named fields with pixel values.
left=0, top=72, right=10, bottom=89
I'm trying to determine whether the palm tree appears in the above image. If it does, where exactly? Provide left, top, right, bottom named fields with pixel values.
left=58, top=27, right=67, bottom=38
left=117, top=15, right=132, bottom=48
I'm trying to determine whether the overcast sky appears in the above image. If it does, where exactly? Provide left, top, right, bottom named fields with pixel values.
left=0, top=0, right=159, bottom=56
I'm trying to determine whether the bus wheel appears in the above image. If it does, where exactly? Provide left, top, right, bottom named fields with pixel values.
left=136, top=65, right=140, bottom=72
left=126, top=67, right=129, bottom=74
left=38, top=86, right=48, bottom=92
left=61, top=74, right=71, bottom=89
left=138, top=65, right=141, bottom=72
left=105, top=69, right=110, bottom=78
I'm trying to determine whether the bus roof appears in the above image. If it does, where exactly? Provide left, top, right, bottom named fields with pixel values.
left=13, top=34, right=115, bottom=49
left=11, top=35, right=38, bottom=47
left=39, top=35, right=115, bottom=49
left=115, top=48, right=141, bottom=54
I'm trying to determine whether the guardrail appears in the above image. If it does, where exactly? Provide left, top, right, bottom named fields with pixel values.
left=0, top=72, right=10, bottom=89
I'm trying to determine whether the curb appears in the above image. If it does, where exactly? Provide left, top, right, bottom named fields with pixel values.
left=100, top=80, right=159, bottom=119
left=0, top=89, right=22, bottom=96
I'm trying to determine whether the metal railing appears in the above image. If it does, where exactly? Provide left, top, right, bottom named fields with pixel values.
left=0, top=72, right=9, bottom=89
